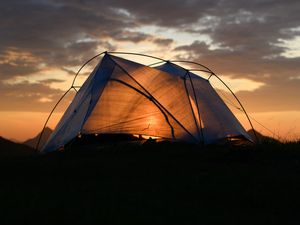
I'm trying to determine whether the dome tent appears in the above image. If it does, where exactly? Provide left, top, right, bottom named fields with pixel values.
left=39, top=52, right=254, bottom=153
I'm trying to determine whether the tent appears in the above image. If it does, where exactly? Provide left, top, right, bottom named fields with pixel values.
left=40, top=52, right=253, bottom=153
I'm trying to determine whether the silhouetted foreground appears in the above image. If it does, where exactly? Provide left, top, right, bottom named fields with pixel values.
left=0, top=138, right=300, bottom=225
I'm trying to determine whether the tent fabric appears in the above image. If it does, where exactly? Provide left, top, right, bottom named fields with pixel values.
left=42, top=55, right=115, bottom=152
left=41, top=53, right=251, bottom=153
left=82, top=57, right=199, bottom=143
left=156, top=63, right=251, bottom=143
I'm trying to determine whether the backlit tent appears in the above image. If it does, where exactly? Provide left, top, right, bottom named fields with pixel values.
left=40, top=52, right=254, bottom=153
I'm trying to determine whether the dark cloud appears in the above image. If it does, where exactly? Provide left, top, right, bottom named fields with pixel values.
left=0, top=80, right=72, bottom=112
left=111, top=31, right=150, bottom=43
left=0, top=0, right=138, bottom=81
left=175, top=40, right=300, bottom=112
left=0, top=0, right=299, bottom=112
left=38, top=79, right=65, bottom=84
left=175, top=41, right=300, bottom=80
left=171, top=0, right=300, bottom=112
left=0, top=61, right=40, bottom=80
left=0, top=49, right=42, bottom=80
left=152, top=38, right=174, bottom=46
left=105, top=0, right=217, bottom=27
left=0, top=0, right=180, bottom=81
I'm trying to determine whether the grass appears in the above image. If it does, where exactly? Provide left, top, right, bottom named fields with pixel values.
left=1, top=140, right=300, bottom=225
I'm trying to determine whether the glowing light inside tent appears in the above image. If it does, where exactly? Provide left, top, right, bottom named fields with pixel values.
left=40, top=53, right=254, bottom=153
left=141, top=135, right=160, bottom=139
left=144, top=115, right=159, bottom=130
left=133, top=134, right=160, bottom=139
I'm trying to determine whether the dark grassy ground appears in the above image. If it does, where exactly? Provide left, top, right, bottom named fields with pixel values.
left=1, top=139, right=300, bottom=225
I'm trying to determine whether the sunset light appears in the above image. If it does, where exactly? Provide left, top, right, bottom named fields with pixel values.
left=0, top=1, right=299, bottom=143
left=1, top=1, right=300, bottom=224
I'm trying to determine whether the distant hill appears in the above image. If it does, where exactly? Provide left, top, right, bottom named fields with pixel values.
left=0, top=136, right=35, bottom=158
left=23, top=127, right=53, bottom=149
left=247, top=129, right=280, bottom=143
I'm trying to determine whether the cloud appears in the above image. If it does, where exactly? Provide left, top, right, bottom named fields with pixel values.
left=0, top=0, right=137, bottom=81
left=0, top=0, right=299, bottom=113
left=152, top=38, right=174, bottom=46
left=0, top=80, right=73, bottom=112
left=111, top=31, right=151, bottom=43
left=0, top=50, right=42, bottom=80
left=174, top=41, right=300, bottom=81
left=105, top=0, right=217, bottom=27
left=237, top=79, right=300, bottom=112
left=170, top=0, right=300, bottom=112
left=0, top=1, right=178, bottom=80
left=174, top=41, right=300, bottom=112
left=37, top=79, right=65, bottom=84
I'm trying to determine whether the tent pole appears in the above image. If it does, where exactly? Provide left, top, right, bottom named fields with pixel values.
left=211, top=73, right=259, bottom=143
left=186, top=69, right=211, bottom=74
left=37, top=52, right=107, bottom=152
left=187, top=72, right=205, bottom=145
left=183, top=71, right=202, bottom=144
left=107, top=51, right=168, bottom=63
left=111, top=78, right=175, bottom=139
left=39, top=51, right=258, bottom=152
left=151, top=61, right=206, bottom=144
left=107, top=54, right=198, bottom=143
left=167, top=59, right=258, bottom=143
left=170, top=60, right=213, bottom=74
left=71, top=51, right=106, bottom=86
left=35, top=87, right=73, bottom=151
left=147, top=60, right=166, bottom=67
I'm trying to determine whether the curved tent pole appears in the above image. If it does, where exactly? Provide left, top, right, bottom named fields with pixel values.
left=211, top=73, right=259, bottom=143
left=35, top=87, right=73, bottom=151
left=110, top=78, right=175, bottom=139
left=107, top=54, right=198, bottom=143
left=107, top=51, right=168, bottom=63
left=71, top=51, right=106, bottom=86
left=186, top=71, right=205, bottom=144
left=164, top=59, right=258, bottom=143
left=90, top=51, right=258, bottom=143
left=188, top=69, right=214, bottom=76
left=183, top=71, right=202, bottom=143
left=169, top=60, right=213, bottom=74
left=107, top=53, right=211, bottom=74
left=38, top=51, right=258, bottom=151
left=108, top=52, right=212, bottom=76
left=107, top=54, right=209, bottom=144
left=36, top=52, right=106, bottom=151
left=147, top=60, right=207, bottom=144
left=147, top=60, right=166, bottom=67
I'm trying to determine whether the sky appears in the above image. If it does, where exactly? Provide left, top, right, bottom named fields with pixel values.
left=0, top=0, right=300, bottom=142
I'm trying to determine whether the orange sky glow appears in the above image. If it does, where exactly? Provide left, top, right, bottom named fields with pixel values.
left=0, top=1, right=299, bottom=143
left=1, top=110, right=299, bottom=143
left=1, top=47, right=299, bottom=142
